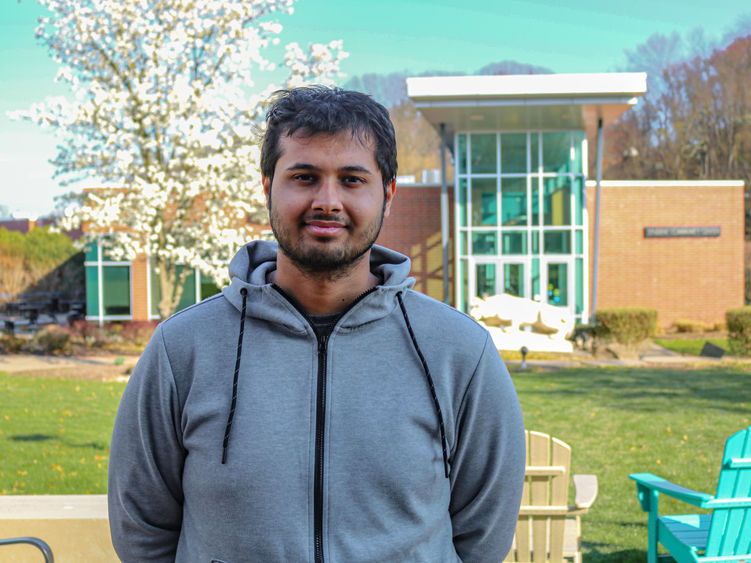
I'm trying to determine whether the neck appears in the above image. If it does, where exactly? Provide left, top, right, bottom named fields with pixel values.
left=272, top=251, right=378, bottom=315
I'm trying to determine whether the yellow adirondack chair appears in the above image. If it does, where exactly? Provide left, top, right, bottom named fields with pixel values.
left=505, top=431, right=598, bottom=563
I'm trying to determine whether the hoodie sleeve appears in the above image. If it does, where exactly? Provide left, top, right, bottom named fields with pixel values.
left=108, top=325, right=185, bottom=562
left=449, top=334, right=526, bottom=562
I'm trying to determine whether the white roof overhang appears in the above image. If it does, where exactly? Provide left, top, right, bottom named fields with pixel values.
left=406, top=73, right=647, bottom=141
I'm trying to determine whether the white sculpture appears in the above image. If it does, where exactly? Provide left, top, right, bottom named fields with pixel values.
left=470, top=293, right=575, bottom=353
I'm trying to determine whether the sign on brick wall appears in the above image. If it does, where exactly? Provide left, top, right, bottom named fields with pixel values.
left=644, top=226, right=721, bottom=238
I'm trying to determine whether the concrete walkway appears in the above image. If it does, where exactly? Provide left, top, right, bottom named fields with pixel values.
left=0, top=353, right=138, bottom=374
left=503, top=341, right=745, bottom=370
left=0, top=344, right=742, bottom=376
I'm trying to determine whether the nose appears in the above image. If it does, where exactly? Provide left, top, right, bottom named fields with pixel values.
left=311, top=177, right=342, bottom=214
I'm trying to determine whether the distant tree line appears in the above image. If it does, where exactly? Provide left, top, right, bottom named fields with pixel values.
left=606, top=34, right=751, bottom=236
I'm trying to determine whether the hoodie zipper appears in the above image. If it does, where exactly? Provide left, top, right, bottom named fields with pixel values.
left=314, top=332, right=328, bottom=563
left=271, top=284, right=378, bottom=563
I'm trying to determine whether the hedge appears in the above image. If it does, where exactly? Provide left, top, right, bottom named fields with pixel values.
left=0, top=226, right=83, bottom=300
left=595, top=307, right=658, bottom=347
left=726, top=306, right=751, bottom=356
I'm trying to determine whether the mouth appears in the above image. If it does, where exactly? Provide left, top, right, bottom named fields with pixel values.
left=304, top=219, right=348, bottom=238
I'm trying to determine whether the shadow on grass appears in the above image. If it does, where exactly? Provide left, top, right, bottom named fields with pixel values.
left=68, top=440, right=107, bottom=450
left=584, top=547, right=645, bottom=563
left=517, top=367, right=751, bottom=414
left=581, top=520, right=647, bottom=562
left=9, top=434, right=54, bottom=442
left=7, top=434, right=107, bottom=450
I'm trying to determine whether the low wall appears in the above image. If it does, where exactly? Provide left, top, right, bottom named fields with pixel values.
left=0, top=495, right=117, bottom=562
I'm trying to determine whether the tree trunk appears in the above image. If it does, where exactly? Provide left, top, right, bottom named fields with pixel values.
left=156, top=261, right=191, bottom=319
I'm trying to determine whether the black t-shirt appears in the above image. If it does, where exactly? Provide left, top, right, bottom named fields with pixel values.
left=309, top=312, right=343, bottom=338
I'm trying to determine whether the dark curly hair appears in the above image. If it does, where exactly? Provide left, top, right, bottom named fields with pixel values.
left=261, top=86, right=397, bottom=191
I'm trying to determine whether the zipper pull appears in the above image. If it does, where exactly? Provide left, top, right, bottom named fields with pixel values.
left=318, top=333, right=329, bottom=354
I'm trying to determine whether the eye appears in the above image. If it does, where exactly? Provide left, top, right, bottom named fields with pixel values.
left=292, top=173, right=316, bottom=183
left=342, top=175, right=365, bottom=186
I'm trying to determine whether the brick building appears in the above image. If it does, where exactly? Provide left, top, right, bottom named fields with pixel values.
left=585, top=180, right=744, bottom=327
left=376, top=183, right=455, bottom=300
left=390, top=73, right=744, bottom=328
left=377, top=178, right=744, bottom=329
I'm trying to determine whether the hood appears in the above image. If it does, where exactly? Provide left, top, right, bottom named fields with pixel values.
left=221, top=240, right=415, bottom=330
left=219, top=240, right=447, bottom=475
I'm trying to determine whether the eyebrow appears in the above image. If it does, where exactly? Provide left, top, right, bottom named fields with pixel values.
left=286, top=163, right=374, bottom=175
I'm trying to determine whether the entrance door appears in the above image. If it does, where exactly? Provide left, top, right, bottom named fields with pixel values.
left=469, top=259, right=528, bottom=302
left=541, top=259, right=574, bottom=314
left=472, top=260, right=498, bottom=301
left=502, top=262, right=526, bottom=298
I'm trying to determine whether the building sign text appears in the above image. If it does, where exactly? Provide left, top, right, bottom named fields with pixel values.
left=644, top=226, right=721, bottom=238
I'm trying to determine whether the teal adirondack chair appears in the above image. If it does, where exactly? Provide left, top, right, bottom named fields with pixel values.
left=629, top=426, right=751, bottom=563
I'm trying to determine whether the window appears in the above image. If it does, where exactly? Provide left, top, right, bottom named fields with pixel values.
left=544, top=230, right=571, bottom=254
left=472, top=232, right=497, bottom=255
left=458, top=134, right=468, bottom=174
left=501, top=178, right=527, bottom=226
left=150, top=265, right=222, bottom=318
left=471, top=179, right=497, bottom=226
left=102, top=267, right=131, bottom=315
left=542, top=132, right=571, bottom=173
left=84, top=238, right=132, bottom=320
left=476, top=263, right=496, bottom=298
left=543, top=177, right=571, bottom=226
left=470, top=134, right=497, bottom=174
left=501, top=133, right=526, bottom=174
left=547, top=263, right=568, bottom=306
left=504, top=263, right=524, bottom=297
left=502, top=232, right=527, bottom=255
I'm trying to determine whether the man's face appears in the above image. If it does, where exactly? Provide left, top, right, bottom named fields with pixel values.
left=263, top=131, right=395, bottom=277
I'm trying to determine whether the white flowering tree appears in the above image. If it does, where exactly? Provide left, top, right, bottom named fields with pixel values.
left=14, top=0, right=346, bottom=318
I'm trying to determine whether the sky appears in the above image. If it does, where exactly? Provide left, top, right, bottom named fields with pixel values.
left=1, top=0, right=750, bottom=218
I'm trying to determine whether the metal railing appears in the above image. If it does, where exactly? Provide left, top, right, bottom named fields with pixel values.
left=0, top=536, right=54, bottom=562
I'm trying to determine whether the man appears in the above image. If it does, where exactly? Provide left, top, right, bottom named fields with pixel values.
left=108, top=86, right=525, bottom=562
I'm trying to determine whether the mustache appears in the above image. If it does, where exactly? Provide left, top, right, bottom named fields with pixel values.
left=303, top=213, right=352, bottom=227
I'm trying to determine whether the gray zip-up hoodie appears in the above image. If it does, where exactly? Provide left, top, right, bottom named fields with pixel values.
left=108, top=240, right=525, bottom=562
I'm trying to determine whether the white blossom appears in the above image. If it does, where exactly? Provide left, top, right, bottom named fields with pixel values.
left=13, top=0, right=347, bottom=318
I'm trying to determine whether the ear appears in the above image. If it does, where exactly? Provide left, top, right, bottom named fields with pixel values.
left=262, top=175, right=271, bottom=208
left=383, top=179, right=396, bottom=218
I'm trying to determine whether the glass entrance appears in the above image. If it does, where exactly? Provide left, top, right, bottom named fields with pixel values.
left=456, top=130, right=588, bottom=321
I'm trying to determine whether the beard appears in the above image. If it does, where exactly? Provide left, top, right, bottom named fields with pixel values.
left=269, top=201, right=386, bottom=281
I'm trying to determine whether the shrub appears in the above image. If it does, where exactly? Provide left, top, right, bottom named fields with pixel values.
left=67, top=319, right=96, bottom=342
left=66, top=320, right=157, bottom=352
left=119, top=321, right=158, bottom=348
left=595, top=307, right=657, bottom=347
left=67, top=320, right=114, bottom=348
left=673, top=318, right=713, bottom=333
left=28, top=325, right=72, bottom=355
left=0, top=333, right=26, bottom=353
left=726, top=306, right=751, bottom=356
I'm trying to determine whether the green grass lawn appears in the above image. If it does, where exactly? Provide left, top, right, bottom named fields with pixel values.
left=0, top=374, right=126, bottom=494
left=1, top=366, right=750, bottom=562
left=511, top=364, right=751, bottom=562
left=654, top=337, right=729, bottom=356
